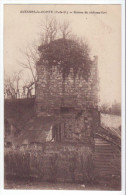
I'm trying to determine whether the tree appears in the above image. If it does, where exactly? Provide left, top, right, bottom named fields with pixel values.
left=18, top=17, right=60, bottom=94
left=59, top=20, right=72, bottom=39
left=18, top=42, right=39, bottom=95
left=4, top=71, right=22, bottom=99
left=18, top=17, right=91, bottom=102
left=39, top=16, right=59, bottom=44
left=21, top=79, right=35, bottom=98
left=99, top=103, right=109, bottom=113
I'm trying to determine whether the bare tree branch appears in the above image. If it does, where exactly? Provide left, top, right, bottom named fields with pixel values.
left=39, top=16, right=59, bottom=44
left=4, top=71, right=23, bottom=99
left=18, top=43, right=39, bottom=88
left=59, top=20, right=72, bottom=39
left=18, top=17, right=74, bottom=97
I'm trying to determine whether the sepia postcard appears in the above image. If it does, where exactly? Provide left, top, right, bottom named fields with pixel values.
left=1, top=2, right=125, bottom=194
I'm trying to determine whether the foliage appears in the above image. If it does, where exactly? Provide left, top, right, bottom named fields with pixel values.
left=99, top=102, right=121, bottom=116
left=38, top=38, right=92, bottom=81
left=5, top=144, right=92, bottom=183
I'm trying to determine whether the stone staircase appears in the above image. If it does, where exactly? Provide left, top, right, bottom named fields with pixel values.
left=93, top=135, right=121, bottom=180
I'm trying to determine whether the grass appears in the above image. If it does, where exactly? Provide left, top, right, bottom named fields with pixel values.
left=4, top=98, right=35, bottom=129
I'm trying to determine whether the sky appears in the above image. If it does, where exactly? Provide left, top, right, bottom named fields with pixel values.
left=4, top=4, right=121, bottom=105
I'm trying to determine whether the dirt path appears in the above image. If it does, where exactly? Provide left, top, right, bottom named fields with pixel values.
left=4, top=179, right=120, bottom=190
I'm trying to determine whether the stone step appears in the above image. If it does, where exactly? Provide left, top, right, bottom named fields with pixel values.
left=94, top=136, right=121, bottom=179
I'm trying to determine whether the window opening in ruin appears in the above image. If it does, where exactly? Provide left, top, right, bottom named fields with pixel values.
left=52, top=123, right=65, bottom=142
left=60, top=107, right=74, bottom=114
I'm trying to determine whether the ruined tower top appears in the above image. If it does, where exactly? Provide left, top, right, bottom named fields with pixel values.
left=35, top=39, right=99, bottom=114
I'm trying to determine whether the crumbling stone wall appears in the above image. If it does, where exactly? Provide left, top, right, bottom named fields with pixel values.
left=35, top=56, right=98, bottom=113
left=35, top=55, right=99, bottom=143
left=64, top=110, right=99, bottom=142
left=53, top=109, right=100, bottom=144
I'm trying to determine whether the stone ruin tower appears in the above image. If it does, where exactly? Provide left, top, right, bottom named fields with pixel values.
left=35, top=38, right=100, bottom=144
